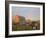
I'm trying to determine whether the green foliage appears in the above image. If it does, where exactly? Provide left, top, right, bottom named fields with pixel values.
left=19, top=16, right=25, bottom=22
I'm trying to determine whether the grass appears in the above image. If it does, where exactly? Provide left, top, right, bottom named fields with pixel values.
left=12, top=25, right=33, bottom=31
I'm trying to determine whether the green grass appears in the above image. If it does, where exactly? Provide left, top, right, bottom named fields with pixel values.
left=12, top=25, right=33, bottom=31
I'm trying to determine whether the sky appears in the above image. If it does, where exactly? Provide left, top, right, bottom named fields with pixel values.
left=12, top=7, right=40, bottom=21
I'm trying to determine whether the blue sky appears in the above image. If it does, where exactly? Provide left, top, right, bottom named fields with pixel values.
left=12, top=7, right=40, bottom=21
